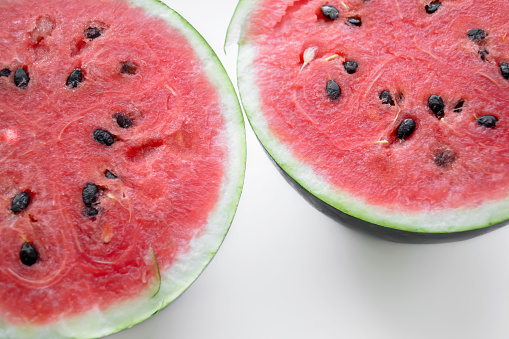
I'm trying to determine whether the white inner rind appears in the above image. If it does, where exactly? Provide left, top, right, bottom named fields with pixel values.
left=236, top=23, right=509, bottom=234
left=0, top=0, right=246, bottom=338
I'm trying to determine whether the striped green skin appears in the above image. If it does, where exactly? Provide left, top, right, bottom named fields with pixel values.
left=0, top=0, right=245, bottom=338
left=229, top=0, right=509, bottom=242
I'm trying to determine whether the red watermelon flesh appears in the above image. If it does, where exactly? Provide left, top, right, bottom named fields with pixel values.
left=234, top=0, right=509, bottom=232
left=0, top=0, right=244, bottom=334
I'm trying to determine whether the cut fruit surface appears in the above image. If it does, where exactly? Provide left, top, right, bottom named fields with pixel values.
left=231, top=0, right=509, bottom=240
left=0, top=0, right=245, bottom=337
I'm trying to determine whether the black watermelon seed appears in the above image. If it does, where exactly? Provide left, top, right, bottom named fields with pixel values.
left=113, top=113, right=133, bottom=128
left=453, top=99, right=465, bottom=113
left=105, top=170, right=117, bottom=179
left=477, top=115, right=498, bottom=128
left=0, top=68, right=11, bottom=77
left=428, top=94, right=445, bottom=118
left=396, top=118, right=416, bottom=140
left=82, top=183, right=99, bottom=205
left=84, top=27, right=103, bottom=39
left=83, top=206, right=99, bottom=217
left=500, top=62, right=509, bottom=80
left=66, top=68, right=83, bottom=88
left=425, top=0, right=441, bottom=14
left=321, top=5, right=339, bottom=20
left=93, top=129, right=115, bottom=146
left=20, top=243, right=38, bottom=266
left=326, top=80, right=341, bottom=100
left=14, top=68, right=29, bottom=88
left=343, top=60, right=358, bottom=74
left=379, top=90, right=394, bottom=106
left=11, top=192, right=31, bottom=214
left=434, top=150, right=456, bottom=167
left=478, top=48, right=489, bottom=61
left=468, top=29, right=487, bottom=42
left=120, top=61, right=137, bottom=75
left=347, top=17, right=362, bottom=26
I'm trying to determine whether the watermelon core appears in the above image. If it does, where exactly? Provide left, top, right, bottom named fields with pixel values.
left=232, top=0, right=509, bottom=238
left=0, top=0, right=244, bottom=337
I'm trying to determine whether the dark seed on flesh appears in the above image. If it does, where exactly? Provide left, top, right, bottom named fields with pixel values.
left=379, top=90, right=394, bottom=106
left=66, top=68, right=83, bottom=88
left=105, top=170, right=117, bottom=179
left=425, top=0, right=441, bottom=14
left=83, top=206, right=99, bottom=217
left=11, top=192, right=31, bottom=214
left=428, top=94, right=445, bottom=118
left=84, top=27, right=103, bottom=39
left=82, top=183, right=99, bottom=205
left=93, top=129, right=115, bottom=146
left=0, top=68, right=11, bottom=77
left=14, top=68, right=29, bottom=88
left=326, top=80, right=341, bottom=100
left=343, top=60, right=358, bottom=74
left=347, top=17, right=362, bottom=26
left=120, top=61, right=137, bottom=75
left=477, top=115, right=498, bottom=128
left=478, top=48, right=489, bottom=61
left=434, top=150, right=456, bottom=167
left=20, top=243, right=38, bottom=266
left=396, top=118, right=416, bottom=140
left=453, top=99, right=465, bottom=113
left=468, top=29, right=487, bottom=42
left=321, top=5, right=339, bottom=20
left=114, top=113, right=133, bottom=128
left=500, top=62, right=509, bottom=80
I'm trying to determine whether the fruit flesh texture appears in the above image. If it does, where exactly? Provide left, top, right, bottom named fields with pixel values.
left=245, top=0, right=509, bottom=212
left=0, top=0, right=225, bottom=325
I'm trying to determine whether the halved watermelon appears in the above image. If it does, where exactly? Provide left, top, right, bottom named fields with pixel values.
left=0, top=0, right=245, bottom=337
left=230, top=0, right=509, bottom=242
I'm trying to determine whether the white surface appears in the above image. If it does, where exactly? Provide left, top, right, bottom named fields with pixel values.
left=109, top=1, right=509, bottom=338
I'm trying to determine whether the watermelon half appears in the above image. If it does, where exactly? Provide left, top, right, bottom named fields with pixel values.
left=0, top=0, right=245, bottom=337
left=229, top=0, right=509, bottom=242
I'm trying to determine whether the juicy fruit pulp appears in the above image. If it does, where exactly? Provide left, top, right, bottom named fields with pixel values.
left=0, top=0, right=243, bottom=334
left=236, top=0, right=509, bottom=233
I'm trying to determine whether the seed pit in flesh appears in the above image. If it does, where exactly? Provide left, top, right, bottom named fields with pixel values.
left=0, top=68, right=11, bottom=77
left=343, top=60, right=358, bottom=74
left=11, top=192, right=31, bottom=214
left=321, top=5, right=339, bottom=21
left=66, top=68, right=83, bottom=88
left=500, top=62, right=509, bottom=80
left=105, top=170, right=117, bottom=179
left=434, top=150, right=456, bottom=167
left=93, top=129, right=115, bottom=146
left=326, top=80, right=341, bottom=100
left=453, top=99, right=465, bottom=113
left=30, top=15, right=56, bottom=44
left=396, top=118, right=416, bottom=140
left=120, top=61, right=137, bottom=75
left=428, top=94, right=444, bottom=118
left=113, top=113, right=133, bottom=128
left=84, top=27, right=103, bottom=40
left=477, top=115, right=498, bottom=128
left=468, top=29, right=487, bottom=42
left=347, top=17, right=362, bottom=26
left=20, top=243, right=38, bottom=266
left=425, top=1, right=441, bottom=14
left=478, top=48, right=489, bottom=61
left=14, top=68, right=29, bottom=88
left=379, top=90, right=394, bottom=106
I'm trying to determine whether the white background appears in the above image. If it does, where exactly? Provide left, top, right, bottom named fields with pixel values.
left=110, top=1, right=509, bottom=338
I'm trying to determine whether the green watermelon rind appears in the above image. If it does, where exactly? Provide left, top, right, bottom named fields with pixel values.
left=0, top=0, right=245, bottom=338
left=230, top=0, right=509, bottom=234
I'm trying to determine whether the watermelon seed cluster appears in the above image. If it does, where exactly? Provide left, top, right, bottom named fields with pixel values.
left=9, top=192, right=38, bottom=266
left=82, top=183, right=100, bottom=217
